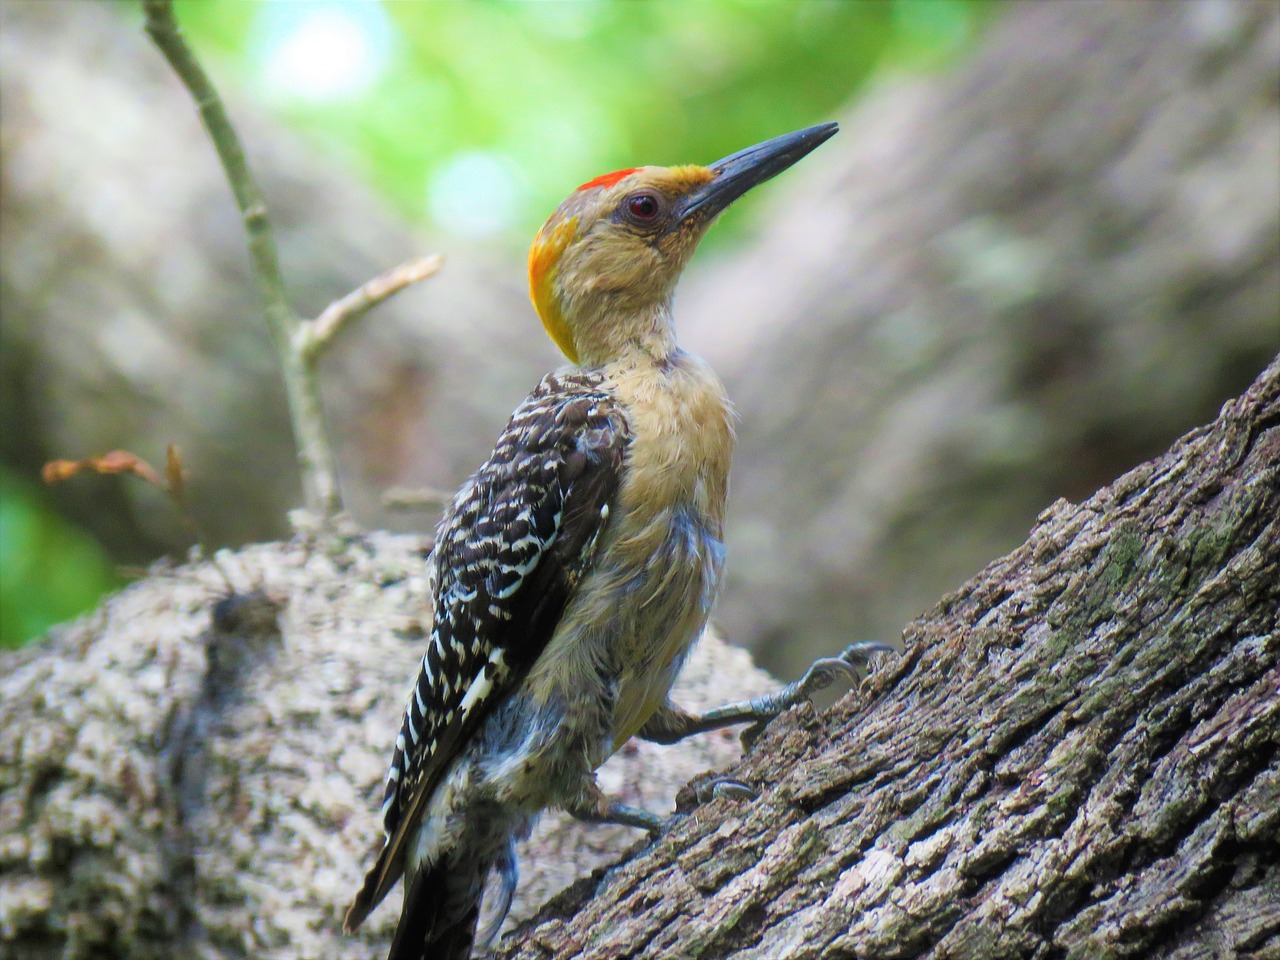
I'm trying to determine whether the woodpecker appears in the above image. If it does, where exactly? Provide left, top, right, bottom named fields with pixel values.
left=346, top=123, right=865, bottom=960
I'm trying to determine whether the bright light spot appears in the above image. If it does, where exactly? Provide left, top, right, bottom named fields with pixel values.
left=427, top=152, right=527, bottom=239
left=252, top=2, right=393, bottom=103
left=521, top=0, right=604, bottom=40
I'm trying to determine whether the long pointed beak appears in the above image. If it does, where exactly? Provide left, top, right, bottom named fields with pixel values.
left=679, top=122, right=839, bottom=222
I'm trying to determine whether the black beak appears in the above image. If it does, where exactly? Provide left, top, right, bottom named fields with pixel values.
left=679, top=122, right=839, bottom=222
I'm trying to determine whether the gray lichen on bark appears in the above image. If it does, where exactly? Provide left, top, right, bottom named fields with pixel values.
left=0, top=535, right=774, bottom=959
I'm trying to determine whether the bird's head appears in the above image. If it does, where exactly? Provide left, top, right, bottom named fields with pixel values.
left=529, top=123, right=838, bottom=367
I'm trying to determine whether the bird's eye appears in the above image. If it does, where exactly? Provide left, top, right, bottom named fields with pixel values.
left=622, top=191, right=662, bottom=224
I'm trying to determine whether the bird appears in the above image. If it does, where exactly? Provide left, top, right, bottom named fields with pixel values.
left=344, top=122, right=876, bottom=960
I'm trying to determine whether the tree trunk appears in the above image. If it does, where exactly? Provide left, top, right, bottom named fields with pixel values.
left=496, top=357, right=1280, bottom=960
left=2, top=358, right=1275, bottom=959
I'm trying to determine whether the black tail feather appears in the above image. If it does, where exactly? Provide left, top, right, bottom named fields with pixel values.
left=387, top=859, right=487, bottom=960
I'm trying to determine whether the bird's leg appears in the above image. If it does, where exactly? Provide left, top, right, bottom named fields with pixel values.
left=639, top=641, right=894, bottom=750
left=564, top=776, right=666, bottom=834
left=567, top=643, right=892, bottom=833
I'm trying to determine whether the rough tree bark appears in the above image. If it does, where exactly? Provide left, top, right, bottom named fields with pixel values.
left=495, top=358, right=1280, bottom=959
left=1, top=358, right=1275, bottom=958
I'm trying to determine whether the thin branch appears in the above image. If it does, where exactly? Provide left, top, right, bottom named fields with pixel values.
left=141, top=0, right=442, bottom=528
left=141, top=0, right=340, bottom=518
left=299, top=255, right=444, bottom=362
left=141, top=1, right=289, bottom=330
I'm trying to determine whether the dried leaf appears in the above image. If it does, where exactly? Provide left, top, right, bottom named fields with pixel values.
left=41, top=460, right=84, bottom=484
left=166, top=444, right=185, bottom=499
left=41, top=450, right=164, bottom=488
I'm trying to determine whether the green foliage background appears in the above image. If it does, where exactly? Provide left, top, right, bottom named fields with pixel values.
left=171, top=0, right=989, bottom=241
left=1, top=0, right=990, bottom=648
left=0, top=470, right=122, bottom=648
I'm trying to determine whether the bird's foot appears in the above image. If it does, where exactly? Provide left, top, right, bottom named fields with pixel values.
left=694, top=776, right=759, bottom=804
left=740, top=641, right=895, bottom=748
left=570, top=772, right=763, bottom=838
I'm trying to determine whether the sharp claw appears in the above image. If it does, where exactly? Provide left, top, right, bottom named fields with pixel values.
left=801, top=656, right=862, bottom=693
left=841, top=640, right=896, bottom=662
left=573, top=797, right=668, bottom=834
left=709, top=778, right=758, bottom=802
left=693, top=776, right=759, bottom=805
left=797, top=641, right=896, bottom=700
left=731, top=642, right=898, bottom=752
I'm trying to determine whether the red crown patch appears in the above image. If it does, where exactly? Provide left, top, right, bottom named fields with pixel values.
left=575, top=168, right=640, bottom=192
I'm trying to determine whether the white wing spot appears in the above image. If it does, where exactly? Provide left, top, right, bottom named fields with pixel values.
left=495, top=576, right=524, bottom=599
left=459, top=670, right=494, bottom=716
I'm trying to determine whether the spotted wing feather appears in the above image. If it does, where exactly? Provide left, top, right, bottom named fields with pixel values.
left=345, top=372, right=628, bottom=931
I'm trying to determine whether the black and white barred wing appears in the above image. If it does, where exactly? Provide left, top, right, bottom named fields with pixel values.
left=345, top=374, right=628, bottom=931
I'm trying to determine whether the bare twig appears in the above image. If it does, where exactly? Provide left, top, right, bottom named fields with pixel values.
left=141, top=0, right=441, bottom=529
left=299, top=255, right=444, bottom=361
left=139, top=0, right=332, bottom=513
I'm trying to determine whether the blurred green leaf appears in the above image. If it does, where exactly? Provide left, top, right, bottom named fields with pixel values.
left=0, top=470, right=122, bottom=648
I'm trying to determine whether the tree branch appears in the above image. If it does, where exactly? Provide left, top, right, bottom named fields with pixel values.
left=140, top=1, right=286, bottom=317
left=140, top=0, right=440, bottom=527
left=298, top=255, right=444, bottom=362
left=494, top=357, right=1280, bottom=960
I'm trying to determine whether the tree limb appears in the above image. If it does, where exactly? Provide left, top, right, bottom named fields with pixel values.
left=139, top=0, right=324, bottom=510
left=299, top=255, right=445, bottom=362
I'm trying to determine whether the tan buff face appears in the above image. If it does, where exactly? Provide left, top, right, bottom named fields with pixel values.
left=528, top=165, right=718, bottom=365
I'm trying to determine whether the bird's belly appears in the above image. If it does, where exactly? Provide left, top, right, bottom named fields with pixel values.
left=489, top=503, right=725, bottom=803
left=607, top=510, right=725, bottom=751
left=407, top=514, right=719, bottom=869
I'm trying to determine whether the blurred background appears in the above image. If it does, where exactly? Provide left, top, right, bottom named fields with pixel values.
left=1, top=0, right=1276, bottom=676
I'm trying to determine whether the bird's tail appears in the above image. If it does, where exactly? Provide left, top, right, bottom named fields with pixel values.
left=386, top=853, right=492, bottom=960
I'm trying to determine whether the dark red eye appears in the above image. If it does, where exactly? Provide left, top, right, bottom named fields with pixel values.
left=623, top=191, right=661, bottom=222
